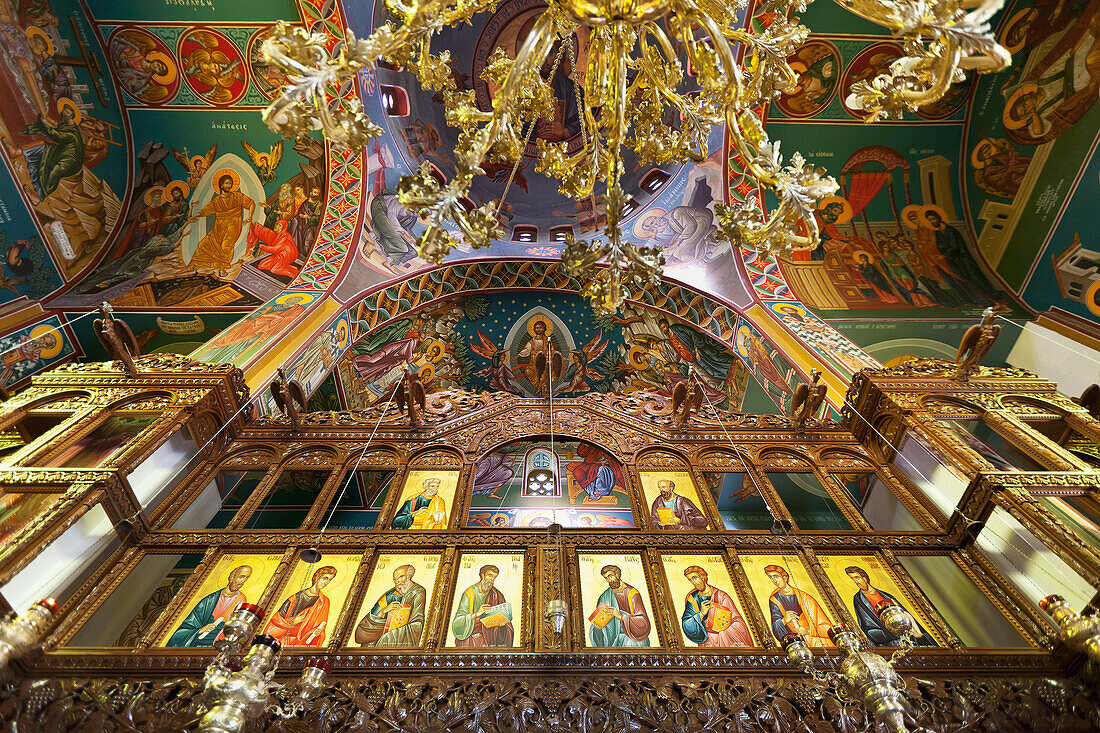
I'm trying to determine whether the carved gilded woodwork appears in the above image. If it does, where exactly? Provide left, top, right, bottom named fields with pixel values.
left=1, top=356, right=1099, bottom=718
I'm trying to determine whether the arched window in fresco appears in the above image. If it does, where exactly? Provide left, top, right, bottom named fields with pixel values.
left=468, top=438, right=634, bottom=528
left=523, top=448, right=560, bottom=497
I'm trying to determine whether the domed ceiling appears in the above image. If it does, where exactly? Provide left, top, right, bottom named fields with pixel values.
left=0, top=0, right=1091, bottom=409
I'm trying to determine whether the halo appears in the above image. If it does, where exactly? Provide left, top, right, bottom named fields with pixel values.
left=425, top=340, right=445, bottom=362
left=1085, top=280, right=1100, bottom=317
left=999, top=8, right=1032, bottom=54
left=526, top=314, right=552, bottom=337
left=633, top=207, right=666, bottom=238
left=418, top=363, right=435, bottom=382
left=852, top=249, right=875, bottom=265
left=333, top=318, right=350, bottom=349
left=147, top=51, right=177, bottom=84
left=900, top=204, right=923, bottom=229
left=626, top=344, right=649, bottom=369
left=164, top=180, right=190, bottom=201
left=818, top=196, right=853, bottom=224
left=590, top=557, right=630, bottom=584
left=970, top=139, right=998, bottom=170
left=918, top=204, right=949, bottom=227
left=29, top=325, right=63, bottom=358
left=463, top=555, right=510, bottom=585
left=26, top=26, right=53, bottom=55
left=735, top=325, right=753, bottom=356
left=772, top=302, right=805, bottom=317
left=276, top=292, right=312, bottom=306
left=1003, top=84, right=1041, bottom=131
left=56, top=98, right=81, bottom=125
left=144, top=185, right=165, bottom=206
left=212, top=168, right=241, bottom=191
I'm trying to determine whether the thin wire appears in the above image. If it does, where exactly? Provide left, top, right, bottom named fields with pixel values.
left=314, top=380, right=402, bottom=537
left=843, top=397, right=1051, bottom=602
left=0, top=308, right=100, bottom=364
left=548, top=338, right=557, bottom=526
left=993, top=314, right=1100, bottom=369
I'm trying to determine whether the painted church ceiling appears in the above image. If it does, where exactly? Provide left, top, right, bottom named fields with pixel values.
left=0, top=0, right=1091, bottom=398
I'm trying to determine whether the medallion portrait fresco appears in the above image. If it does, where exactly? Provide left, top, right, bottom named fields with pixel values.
left=178, top=28, right=248, bottom=106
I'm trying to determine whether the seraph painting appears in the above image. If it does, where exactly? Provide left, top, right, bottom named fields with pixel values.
left=467, top=438, right=635, bottom=528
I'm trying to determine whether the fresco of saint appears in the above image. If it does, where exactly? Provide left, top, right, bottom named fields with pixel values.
left=355, top=564, right=426, bottom=647
left=588, top=564, right=652, bottom=647
left=451, top=564, right=514, bottom=647
left=186, top=171, right=255, bottom=278
left=765, top=564, right=833, bottom=647
left=166, top=564, right=251, bottom=647
left=264, top=565, right=337, bottom=647
left=680, top=565, right=753, bottom=647
left=392, top=477, right=448, bottom=530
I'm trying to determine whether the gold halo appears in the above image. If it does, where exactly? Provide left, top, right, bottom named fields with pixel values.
left=633, top=207, right=666, bottom=238
left=970, top=138, right=999, bottom=170
left=144, top=186, right=165, bottom=206
left=900, top=204, right=923, bottom=229
left=418, top=363, right=435, bottom=382
left=56, top=98, right=81, bottom=125
left=818, top=196, right=853, bottom=224
left=425, top=340, right=445, bottom=362
left=333, top=319, right=349, bottom=349
left=918, top=204, right=949, bottom=227
left=999, top=8, right=1032, bottom=54
left=1003, top=84, right=1041, bottom=131
left=29, top=325, right=63, bottom=358
left=212, top=168, right=240, bottom=191
left=772, top=302, right=806, bottom=317
left=164, top=180, right=190, bottom=200
left=626, top=344, right=649, bottom=369
left=526, top=315, right=552, bottom=337
left=276, top=292, right=312, bottom=306
left=1086, top=281, right=1100, bottom=317
left=147, top=51, right=177, bottom=84
left=735, top=325, right=753, bottom=356
left=26, top=26, right=53, bottom=55
left=852, top=249, right=875, bottom=265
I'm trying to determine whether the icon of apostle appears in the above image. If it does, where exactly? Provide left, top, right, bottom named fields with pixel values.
left=451, top=564, right=514, bottom=647
left=650, top=478, right=707, bottom=530
left=354, top=564, right=426, bottom=647
left=845, top=565, right=936, bottom=647
left=680, top=565, right=752, bottom=647
left=392, top=477, right=448, bottom=530
left=588, top=564, right=652, bottom=647
left=165, top=564, right=251, bottom=647
left=765, top=564, right=833, bottom=646
left=263, top=565, right=337, bottom=647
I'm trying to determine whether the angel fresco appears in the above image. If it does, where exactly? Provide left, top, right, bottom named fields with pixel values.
left=110, top=28, right=175, bottom=105
left=562, top=332, right=608, bottom=393
left=181, top=29, right=246, bottom=106
left=241, top=140, right=283, bottom=185
left=472, top=331, right=522, bottom=393
left=172, top=145, right=217, bottom=189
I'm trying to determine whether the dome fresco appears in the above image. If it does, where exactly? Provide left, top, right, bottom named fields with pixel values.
left=0, top=0, right=1090, bottom=410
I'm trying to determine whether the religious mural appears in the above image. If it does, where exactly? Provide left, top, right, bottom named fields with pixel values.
left=391, top=470, right=459, bottom=530
left=159, top=552, right=281, bottom=647
left=578, top=552, right=659, bottom=648
left=43, top=413, right=156, bottom=467
left=738, top=554, right=835, bottom=647
left=352, top=552, right=440, bottom=649
left=0, top=491, right=60, bottom=543
left=817, top=554, right=941, bottom=648
left=66, top=310, right=245, bottom=360
left=467, top=438, right=634, bottom=529
left=444, top=552, right=524, bottom=649
left=638, top=471, right=709, bottom=531
left=338, top=292, right=751, bottom=412
left=0, top=0, right=127, bottom=280
left=264, top=554, right=362, bottom=648
left=0, top=315, right=73, bottom=387
left=660, top=553, right=755, bottom=648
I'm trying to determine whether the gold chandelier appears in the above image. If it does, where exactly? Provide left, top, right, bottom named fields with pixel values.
left=260, top=0, right=1009, bottom=313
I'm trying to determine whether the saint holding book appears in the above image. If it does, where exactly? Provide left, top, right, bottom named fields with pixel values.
left=680, top=565, right=752, bottom=647
left=588, top=564, right=651, bottom=647
left=355, top=564, right=426, bottom=647
left=451, top=564, right=514, bottom=647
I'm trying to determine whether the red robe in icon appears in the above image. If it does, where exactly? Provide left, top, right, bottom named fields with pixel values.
left=247, top=222, right=299, bottom=278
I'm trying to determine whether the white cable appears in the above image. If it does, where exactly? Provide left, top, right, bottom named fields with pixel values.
left=0, top=308, right=100, bottom=365
left=993, top=314, right=1100, bottom=369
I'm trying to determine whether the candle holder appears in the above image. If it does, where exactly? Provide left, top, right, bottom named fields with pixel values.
left=0, top=598, right=58, bottom=670
left=829, top=624, right=909, bottom=733
left=199, top=635, right=281, bottom=733
left=270, top=658, right=332, bottom=718
left=1040, top=594, right=1100, bottom=664
left=546, top=599, right=568, bottom=636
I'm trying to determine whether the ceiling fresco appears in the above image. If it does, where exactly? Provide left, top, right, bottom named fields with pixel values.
left=335, top=290, right=754, bottom=411
left=0, top=0, right=1092, bottom=409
